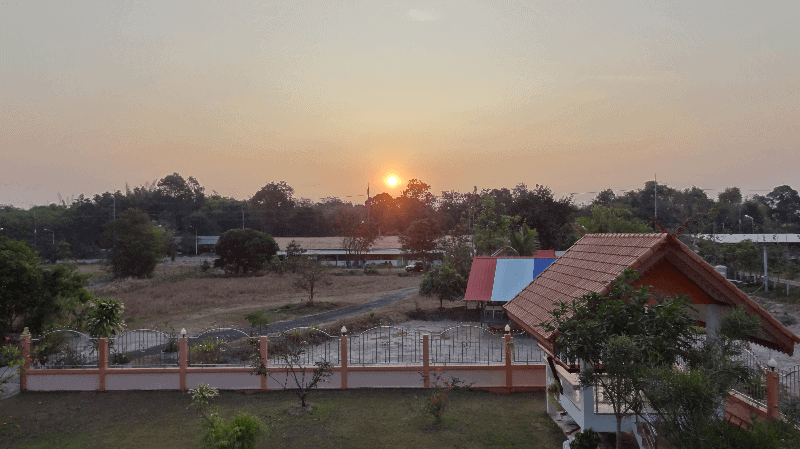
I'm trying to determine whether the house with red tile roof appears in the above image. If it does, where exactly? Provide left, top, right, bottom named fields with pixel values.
left=503, top=233, right=800, bottom=441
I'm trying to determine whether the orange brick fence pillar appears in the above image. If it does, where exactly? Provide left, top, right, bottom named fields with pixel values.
left=179, top=336, right=188, bottom=391
left=20, top=327, right=31, bottom=391
left=260, top=336, right=268, bottom=391
left=423, top=334, right=430, bottom=388
left=340, top=335, right=348, bottom=389
left=98, top=338, right=108, bottom=391
left=505, top=334, right=512, bottom=392
left=767, top=370, right=779, bottom=419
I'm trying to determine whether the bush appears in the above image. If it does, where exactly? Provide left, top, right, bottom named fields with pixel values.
left=203, top=412, right=263, bottom=449
left=244, top=310, right=269, bottom=329
left=570, top=429, right=600, bottom=449
left=0, top=344, right=23, bottom=393
left=192, top=337, right=226, bottom=364
left=81, top=298, right=126, bottom=339
left=363, top=264, right=379, bottom=275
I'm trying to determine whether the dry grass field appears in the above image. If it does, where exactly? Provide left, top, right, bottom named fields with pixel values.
left=85, top=265, right=424, bottom=333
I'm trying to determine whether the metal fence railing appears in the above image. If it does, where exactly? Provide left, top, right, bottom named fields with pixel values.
left=27, top=324, right=548, bottom=369
left=188, top=328, right=257, bottom=367
left=430, top=325, right=506, bottom=365
left=510, top=332, right=545, bottom=364
left=348, top=326, right=423, bottom=366
left=267, top=328, right=340, bottom=367
left=111, top=329, right=177, bottom=367
left=30, top=330, right=98, bottom=369
left=730, top=347, right=767, bottom=407
left=780, top=364, right=800, bottom=405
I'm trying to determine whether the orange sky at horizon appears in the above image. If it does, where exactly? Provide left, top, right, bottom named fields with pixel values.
left=1, top=1, right=798, bottom=207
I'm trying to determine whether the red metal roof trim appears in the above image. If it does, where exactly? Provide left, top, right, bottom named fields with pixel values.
left=464, top=257, right=497, bottom=301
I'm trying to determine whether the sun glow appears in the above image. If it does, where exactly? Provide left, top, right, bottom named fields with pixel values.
left=386, top=176, right=398, bottom=187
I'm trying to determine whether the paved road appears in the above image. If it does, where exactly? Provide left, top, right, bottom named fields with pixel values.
left=253, top=286, right=419, bottom=335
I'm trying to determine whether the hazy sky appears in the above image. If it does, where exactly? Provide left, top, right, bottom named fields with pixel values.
left=2, top=0, right=798, bottom=207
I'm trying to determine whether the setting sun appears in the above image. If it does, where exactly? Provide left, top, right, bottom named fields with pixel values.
left=386, top=176, right=398, bottom=187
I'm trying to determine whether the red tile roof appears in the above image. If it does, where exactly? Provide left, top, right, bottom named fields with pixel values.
left=504, top=233, right=800, bottom=355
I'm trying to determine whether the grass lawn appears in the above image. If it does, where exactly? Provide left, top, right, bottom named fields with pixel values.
left=0, top=389, right=565, bottom=448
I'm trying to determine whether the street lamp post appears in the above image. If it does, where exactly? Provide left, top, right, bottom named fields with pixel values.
left=189, top=226, right=198, bottom=256
left=744, top=215, right=755, bottom=234
left=43, top=228, right=55, bottom=262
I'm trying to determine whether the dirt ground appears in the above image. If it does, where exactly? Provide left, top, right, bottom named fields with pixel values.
left=84, top=261, right=425, bottom=333
left=749, top=295, right=800, bottom=369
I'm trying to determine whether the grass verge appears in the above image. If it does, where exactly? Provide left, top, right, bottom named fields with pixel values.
left=1, top=389, right=565, bottom=449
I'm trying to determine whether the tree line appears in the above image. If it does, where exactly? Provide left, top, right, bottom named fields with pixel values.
left=0, top=173, right=798, bottom=263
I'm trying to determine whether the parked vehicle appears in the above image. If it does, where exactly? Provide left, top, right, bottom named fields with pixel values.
left=405, top=261, right=424, bottom=272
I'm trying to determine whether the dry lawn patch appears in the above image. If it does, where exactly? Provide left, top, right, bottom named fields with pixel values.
left=96, top=271, right=421, bottom=333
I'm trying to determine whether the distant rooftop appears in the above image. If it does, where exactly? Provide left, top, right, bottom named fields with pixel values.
left=691, top=234, right=800, bottom=244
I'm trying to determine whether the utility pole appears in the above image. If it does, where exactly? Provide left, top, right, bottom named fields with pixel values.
left=190, top=225, right=198, bottom=255
left=112, top=193, right=117, bottom=257
left=763, top=245, right=769, bottom=292
left=654, top=173, right=658, bottom=223
left=33, top=209, right=37, bottom=251
left=241, top=202, right=245, bottom=229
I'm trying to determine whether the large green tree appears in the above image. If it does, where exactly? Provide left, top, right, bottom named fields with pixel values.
left=107, top=209, right=168, bottom=279
left=214, top=228, right=279, bottom=274
left=575, top=205, right=652, bottom=235
left=0, top=237, right=92, bottom=339
left=473, top=196, right=513, bottom=256
left=436, top=220, right=474, bottom=279
left=509, top=222, right=540, bottom=256
left=400, top=218, right=441, bottom=270
left=419, top=262, right=468, bottom=308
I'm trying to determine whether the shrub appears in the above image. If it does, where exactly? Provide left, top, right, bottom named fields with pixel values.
left=252, top=338, right=332, bottom=408
left=0, top=343, right=23, bottom=393
left=111, top=352, right=131, bottom=365
left=192, top=337, right=226, bottom=364
left=244, top=311, right=270, bottom=329
left=420, top=368, right=472, bottom=424
left=200, top=260, right=212, bottom=272
left=203, top=412, right=263, bottom=449
left=570, top=429, right=600, bottom=449
left=188, top=383, right=219, bottom=421
left=363, top=264, right=379, bottom=275
left=81, top=298, right=126, bottom=339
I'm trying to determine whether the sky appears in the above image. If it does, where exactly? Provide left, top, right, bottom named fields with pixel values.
left=1, top=0, right=798, bottom=208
